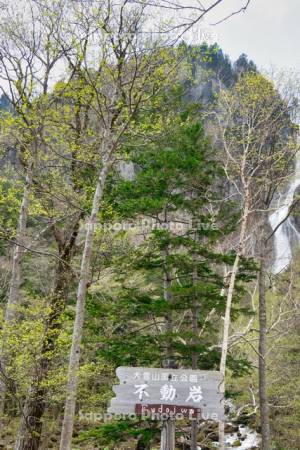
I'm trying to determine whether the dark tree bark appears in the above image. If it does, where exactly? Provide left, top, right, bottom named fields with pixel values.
left=258, top=240, right=270, bottom=450
left=191, top=264, right=199, bottom=450
left=161, top=247, right=176, bottom=450
left=14, top=215, right=82, bottom=450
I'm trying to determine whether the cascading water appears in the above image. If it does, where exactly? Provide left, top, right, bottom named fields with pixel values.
left=269, top=159, right=300, bottom=274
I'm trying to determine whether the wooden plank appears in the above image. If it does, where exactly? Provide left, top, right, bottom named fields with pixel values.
left=107, top=401, right=224, bottom=421
left=116, top=378, right=222, bottom=390
left=135, top=404, right=201, bottom=418
left=109, top=398, right=223, bottom=418
left=113, top=384, right=222, bottom=395
left=107, top=366, right=225, bottom=421
left=116, top=367, right=223, bottom=385
left=111, top=384, right=222, bottom=407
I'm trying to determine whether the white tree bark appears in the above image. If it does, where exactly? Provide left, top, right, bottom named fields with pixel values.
left=258, top=221, right=270, bottom=450
left=59, top=147, right=113, bottom=450
left=218, top=200, right=249, bottom=450
left=0, top=161, right=33, bottom=414
left=5, top=162, right=33, bottom=322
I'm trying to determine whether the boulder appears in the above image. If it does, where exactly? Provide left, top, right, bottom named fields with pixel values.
left=225, top=423, right=239, bottom=433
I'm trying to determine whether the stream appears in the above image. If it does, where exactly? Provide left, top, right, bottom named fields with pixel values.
left=225, top=425, right=260, bottom=449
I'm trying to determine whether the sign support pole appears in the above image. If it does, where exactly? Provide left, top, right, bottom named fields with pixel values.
left=160, top=417, right=175, bottom=450
left=161, top=247, right=176, bottom=450
left=191, top=236, right=199, bottom=450
left=191, top=420, right=198, bottom=450
left=159, top=359, right=176, bottom=450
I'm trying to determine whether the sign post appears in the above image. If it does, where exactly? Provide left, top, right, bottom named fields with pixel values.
left=160, top=417, right=175, bottom=450
left=160, top=360, right=175, bottom=450
left=108, top=367, right=224, bottom=449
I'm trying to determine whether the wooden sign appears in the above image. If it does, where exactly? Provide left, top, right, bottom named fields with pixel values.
left=135, top=404, right=201, bottom=419
left=116, top=367, right=222, bottom=384
left=107, top=367, right=224, bottom=421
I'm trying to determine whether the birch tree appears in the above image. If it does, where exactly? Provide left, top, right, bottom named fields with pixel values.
left=0, top=0, right=70, bottom=414
left=19, top=1, right=253, bottom=446
left=58, top=2, right=179, bottom=447
left=214, top=72, right=298, bottom=450
left=0, top=0, right=254, bottom=445
left=13, top=76, right=96, bottom=450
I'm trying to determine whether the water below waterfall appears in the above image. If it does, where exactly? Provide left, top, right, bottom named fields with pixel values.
left=208, top=423, right=260, bottom=449
left=225, top=425, right=260, bottom=449
left=269, top=159, right=300, bottom=274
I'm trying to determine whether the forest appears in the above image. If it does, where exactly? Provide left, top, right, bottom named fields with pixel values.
left=0, top=1, right=299, bottom=450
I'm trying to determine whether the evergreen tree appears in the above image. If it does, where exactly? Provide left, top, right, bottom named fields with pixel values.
left=79, top=108, right=255, bottom=448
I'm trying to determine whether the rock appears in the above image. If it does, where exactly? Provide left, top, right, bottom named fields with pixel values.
left=207, top=432, right=219, bottom=441
left=196, top=431, right=206, bottom=442
left=225, top=423, right=239, bottom=433
left=196, top=421, right=218, bottom=441
left=232, top=440, right=242, bottom=447
left=236, top=411, right=255, bottom=426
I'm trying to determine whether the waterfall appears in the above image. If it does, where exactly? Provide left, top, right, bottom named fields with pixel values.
left=269, top=159, right=300, bottom=274
left=226, top=425, right=260, bottom=449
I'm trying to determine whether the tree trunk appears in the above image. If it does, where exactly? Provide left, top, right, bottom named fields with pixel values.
left=191, top=264, right=199, bottom=450
left=160, top=248, right=176, bottom=450
left=218, top=253, right=240, bottom=450
left=163, top=249, right=174, bottom=368
left=14, top=215, right=82, bottom=450
left=258, top=242, right=270, bottom=450
left=219, top=201, right=249, bottom=450
left=59, top=151, right=112, bottom=450
left=0, top=161, right=33, bottom=414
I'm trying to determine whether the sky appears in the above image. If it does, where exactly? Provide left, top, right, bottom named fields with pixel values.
left=204, top=0, right=300, bottom=71
left=1, top=0, right=299, bottom=92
